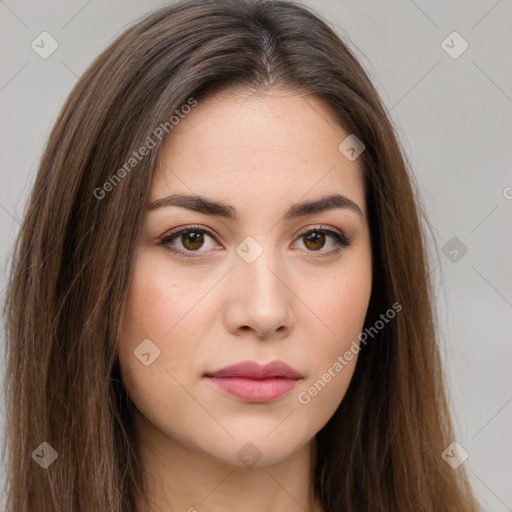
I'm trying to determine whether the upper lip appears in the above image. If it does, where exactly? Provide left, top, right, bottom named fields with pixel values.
left=205, top=360, right=303, bottom=380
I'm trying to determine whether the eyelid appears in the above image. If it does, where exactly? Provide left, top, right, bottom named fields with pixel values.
left=294, top=224, right=348, bottom=242
left=160, top=224, right=217, bottom=243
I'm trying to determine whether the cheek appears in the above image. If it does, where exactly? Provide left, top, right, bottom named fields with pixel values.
left=326, top=275, right=371, bottom=340
left=123, top=252, right=179, bottom=338
left=294, top=256, right=372, bottom=411
left=119, top=251, right=219, bottom=395
left=122, top=250, right=218, bottom=343
left=118, top=253, right=221, bottom=436
left=304, top=255, right=372, bottom=347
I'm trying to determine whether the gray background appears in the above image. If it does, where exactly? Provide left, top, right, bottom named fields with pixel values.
left=1, top=1, right=511, bottom=510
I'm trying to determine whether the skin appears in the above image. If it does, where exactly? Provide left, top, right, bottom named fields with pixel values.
left=119, top=88, right=373, bottom=512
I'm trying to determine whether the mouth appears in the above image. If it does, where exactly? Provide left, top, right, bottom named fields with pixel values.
left=204, top=360, right=303, bottom=403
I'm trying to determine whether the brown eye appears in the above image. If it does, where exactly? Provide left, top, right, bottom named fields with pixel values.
left=303, top=231, right=326, bottom=251
left=291, top=226, right=351, bottom=257
left=160, top=226, right=219, bottom=258
left=181, top=231, right=204, bottom=250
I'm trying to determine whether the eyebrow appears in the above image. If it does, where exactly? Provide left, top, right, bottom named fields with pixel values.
left=148, top=192, right=363, bottom=220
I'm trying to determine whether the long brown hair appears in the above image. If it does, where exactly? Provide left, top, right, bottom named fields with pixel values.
left=2, top=0, right=482, bottom=510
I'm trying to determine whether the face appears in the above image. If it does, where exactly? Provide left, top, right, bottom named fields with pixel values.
left=119, top=88, right=372, bottom=468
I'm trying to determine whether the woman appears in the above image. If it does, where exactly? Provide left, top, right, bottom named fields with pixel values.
left=2, top=0, right=482, bottom=510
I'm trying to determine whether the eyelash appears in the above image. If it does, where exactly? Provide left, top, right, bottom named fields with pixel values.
left=159, top=224, right=352, bottom=259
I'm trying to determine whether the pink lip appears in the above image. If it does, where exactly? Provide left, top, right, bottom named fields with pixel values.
left=205, top=361, right=303, bottom=403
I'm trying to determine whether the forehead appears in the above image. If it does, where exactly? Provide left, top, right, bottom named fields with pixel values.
left=151, top=89, right=366, bottom=214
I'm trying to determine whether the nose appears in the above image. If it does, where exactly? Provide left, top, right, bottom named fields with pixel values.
left=223, top=245, right=296, bottom=340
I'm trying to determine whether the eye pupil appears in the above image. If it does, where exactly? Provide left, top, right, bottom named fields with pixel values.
left=304, top=231, right=325, bottom=251
left=182, top=231, right=203, bottom=250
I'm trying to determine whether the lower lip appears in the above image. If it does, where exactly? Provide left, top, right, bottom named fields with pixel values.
left=206, top=376, right=299, bottom=403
